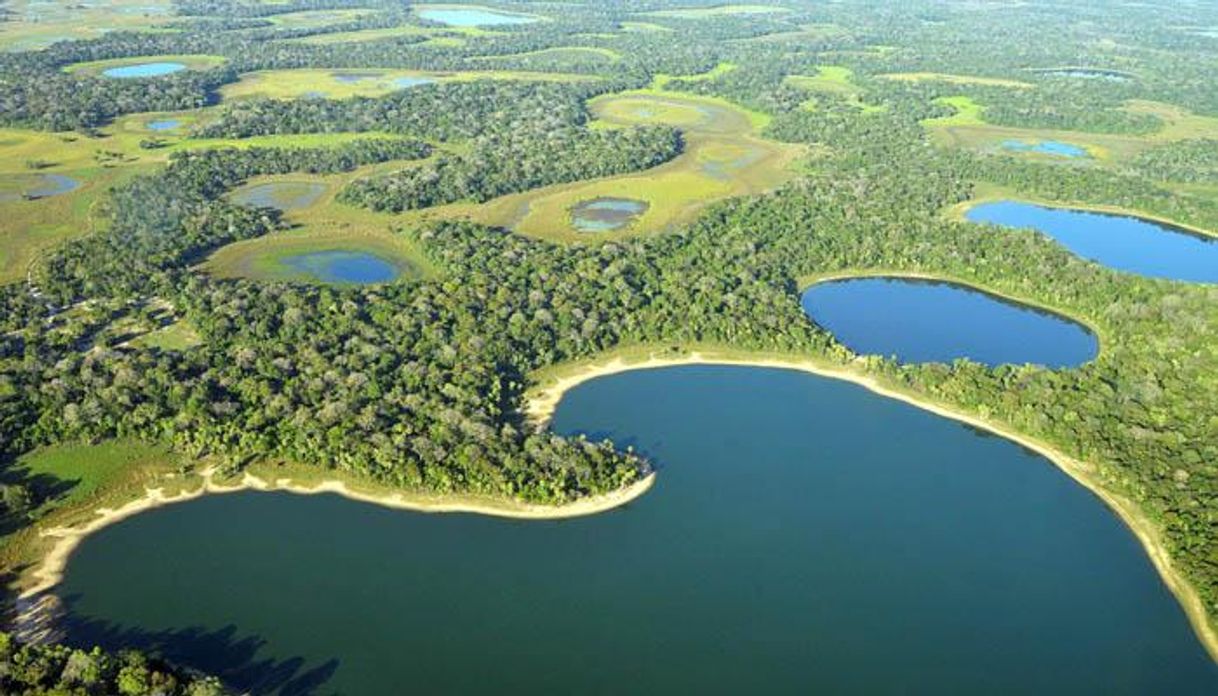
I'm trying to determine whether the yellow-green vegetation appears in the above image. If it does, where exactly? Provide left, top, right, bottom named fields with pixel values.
left=473, top=46, right=622, bottom=64
left=785, top=66, right=883, bottom=113
left=0, top=0, right=175, bottom=52
left=619, top=21, right=673, bottom=32
left=203, top=170, right=435, bottom=283
left=61, top=54, right=227, bottom=77
left=881, top=72, right=1035, bottom=89
left=283, top=23, right=498, bottom=46
left=443, top=90, right=801, bottom=242
left=220, top=68, right=597, bottom=101
left=267, top=8, right=377, bottom=28
left=128, top=320, right=202, bottom=351
left=650, top=61, right=737, bottom=90
left=926, top=99, right=1218, bottom=167
left=924, top=95, right=986, bottom=126
left=742, top=23, right=848, bottom=43
left=647, top=4, right=789, bottom=18
left=0, top=439, right=193, bottom=574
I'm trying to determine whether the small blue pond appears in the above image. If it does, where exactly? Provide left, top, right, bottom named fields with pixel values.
left=967, top=200, right=1218, bottom=283
left=101, top=62, right=187, bottom=78
left=570, top=198, right=648, bottom=232
left=230, top=182, right=327, bottom=212
left=801, top=277, right=1097, bottom=367
left=146, top=119, right=181, bottom=132
left=393, top=76, right=436, bottom=89
left=0, top=173, right=81, bottom=202
left=416, top=7, right=536, bottom=26
left=281, top=250, right=401, bottom=284
left=331, top=72, right=383, bottom=84
left=1001, top=140, right=1087, bottom=158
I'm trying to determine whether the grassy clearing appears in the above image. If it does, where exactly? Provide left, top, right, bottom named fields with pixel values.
left=473, top=46, right=622, bottom=63
left=785, top=67, right=884, bottom=113
left=650, top=61, right=737, bottom=90
left=62, top=54, right=227, bottom=77
left=620, top=21, right=673, bottom=32
left=128, top=320, right=202, bottom=351
left=444, top=90, right=801, bottom=242
left=0, top=0, right=176, bottom=52
left=740, top=23, right=848, bottom=43
left=647, top=4, right=789, bottom=18
left=220, top=68, right=598, bottom=100
left=282, top=23, right=499, bottom=46
left=924, top=95, right=986, bottom=127
left=7, top=440, right=181, bottom=513
left=203, top=169, right=437, bottom=283
left=267, top=8, right=377, bottom=28
left=881, top=72, right=1034, bottom=89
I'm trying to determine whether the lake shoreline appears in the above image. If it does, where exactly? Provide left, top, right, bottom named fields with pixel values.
left=14, top=466, right=656, bottom=629
left=525, top=347, right=1218, bottom=665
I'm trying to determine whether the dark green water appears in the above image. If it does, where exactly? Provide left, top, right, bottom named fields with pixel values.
left=56, top=366, right=1218, bottom=694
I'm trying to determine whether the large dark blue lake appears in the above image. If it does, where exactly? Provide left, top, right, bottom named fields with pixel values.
left=801, top=277, right=1097, bottom=367
left=54, top=366, right=1218, bottom=694
left=967, top=201, right=1218, bottom=283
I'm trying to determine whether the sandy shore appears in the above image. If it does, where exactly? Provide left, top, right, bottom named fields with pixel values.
left=525, top=349, right=1218, bottom=664
left=18, top=469, right=655, bottom=605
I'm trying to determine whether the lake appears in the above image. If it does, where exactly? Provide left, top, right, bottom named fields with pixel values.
left=230, top=182, right=327, bottom=212
left=392, top=76, right=436, bottom=89
left=1034, top=68, right=1133, bottom=81
left=967, top=200, right=1218, bottom=283
left=0, top=173, right=80, bottom=202
left=101, top=62, right=187, bottom=78
left=54, top=366, right=1218, bottom=693
left=1001, top=139, right=1087, bottom=158
left=416, top=7, right=536, bottom=26
left=145, top=119, right=181, bottom=132
left=801, top=277, right=1097, bottom=367
left=570, top=197, right=648, bottom=232
left=280, top=250, right=401, bottom=284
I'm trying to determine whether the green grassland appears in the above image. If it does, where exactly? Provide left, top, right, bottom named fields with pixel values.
left=881, top=72, right=1035, bottom=89
left=0, top=0, right=176, bottom=52
left=785, top=66, right=884, bottom=113
left=472, top=46, right=622, bottom=64
left=647, top=4, right=789, bottom=18
left=62, top=54, right=228, bottom=77
left=282, top=23, right=500, bottom=46
left=202, top=169, right=437, bottom=283
left=438, top=89, right=801, bottom=242
left=267, top=8, right=378, bottom=29
left=219, top=67, right=599, bottom=100
left=128, top=320, right=202, bottom=351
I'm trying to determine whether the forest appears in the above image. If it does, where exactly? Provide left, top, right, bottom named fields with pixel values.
left=1, top=0, right=1217, bottom=687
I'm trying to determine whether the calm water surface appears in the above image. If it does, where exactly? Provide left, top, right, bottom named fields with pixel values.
left=416, top=8, right=535, bottom=26
left=570, top=197, right=648, bottom=232
left=146, top=119, right=181, bottom=132
left=231, top=182, right=327, bottom=212
left=281, top=250, right=400, bottom=284
left=968, top=200, right=1218, bottom=283
left=1001, top=140, right=1087, bottom=158
left=801, top=277, right=1097, bottom=367
left=56, top=366, right=1218, bottom=693
left=392, top=76, right=436, bottom=89
left=101, top=62, right=186, bottom=78
left=0, top=173, right=80, bottom=202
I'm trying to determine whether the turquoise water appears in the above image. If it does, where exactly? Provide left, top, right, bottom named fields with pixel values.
left=570, top=197, right=648, bottom=232
left=392, top=76, right=436, bottom=89
left=1001, top=140, right=1087, bottom=158
left=0, top=173, right=80, bottom=202
left=145, top=119, right=181, bottom=132
left=967, top=200, right=1218, bottom=283
left=280, top=250, right=400, bottom=284
left=416, top=7, right=536, bottom=26
left=230, top=182, right=326, bottom=212
left=101, top=62, right=187, bottom=78
left=55, top=366, right=1218, bottom=693
left=801, top=277, right=1097, bottom=367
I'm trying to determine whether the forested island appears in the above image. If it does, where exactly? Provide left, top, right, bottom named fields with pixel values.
left=1, top=0, right=1217, bottom=690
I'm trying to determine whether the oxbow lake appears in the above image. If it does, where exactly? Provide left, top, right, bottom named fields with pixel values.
left=415, top=7, right=536, bottom=26
left=967, top=200, right=1218, bottom=283
left=101, top=62, right=186, bottom=78
left=801, top=277, right=1098, bottom=367
left=55, top=366, right=1218, bottom=693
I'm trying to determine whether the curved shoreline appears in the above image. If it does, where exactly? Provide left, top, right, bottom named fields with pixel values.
left=525, top=348, right=1218, bottom=664
left=18, top=469, right=655, bottom=604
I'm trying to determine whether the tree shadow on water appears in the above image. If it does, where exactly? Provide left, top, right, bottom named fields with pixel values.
left=57, top=593, right=340, bottom=696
